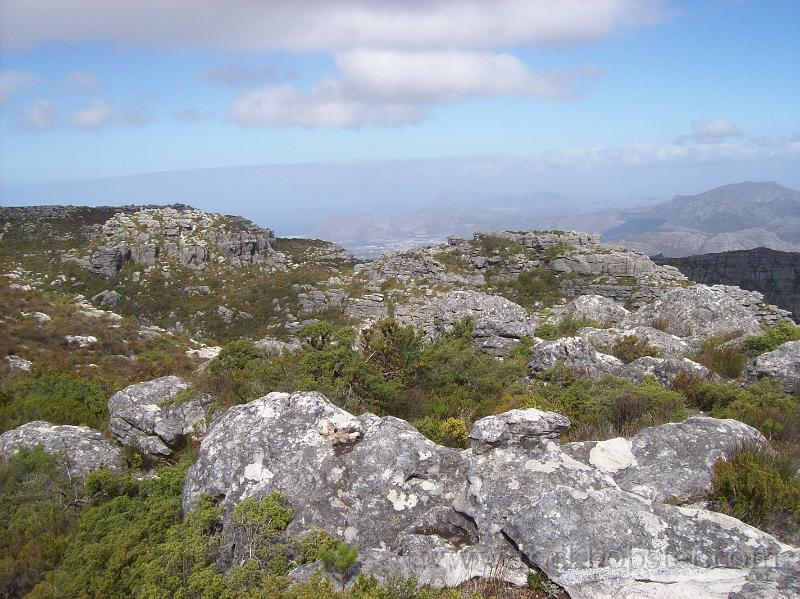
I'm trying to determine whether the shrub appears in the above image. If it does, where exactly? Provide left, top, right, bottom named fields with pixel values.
left=712, top=379, right=800, bottom=443
left=711, top=444, right=800, bottom=539
left=535, top=314, right=598, bottom=341
left=605, top=335, right=660, bottom=363
left=744, top=322, right=800, bottom=356
left=690, top=335, right=746, bottom=379
left=496, top=269, right=562, bottom=309
left=415, top=416, right=469, bottom=448
left=0, top=446, right=85, bottom=599
left=0, top=371, right=110, bottom=433
left=319, top=540, right=358, bottom=590
left=212, top=339, right=265, bottom=372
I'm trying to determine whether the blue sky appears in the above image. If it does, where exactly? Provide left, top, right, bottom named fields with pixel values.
left=0, top=0, right=798, bottom=228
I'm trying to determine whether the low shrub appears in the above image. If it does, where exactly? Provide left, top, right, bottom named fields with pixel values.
left=535, top=314, right=598, bottom=341
left=711, top=444, right=800, bottom=540
left=605, top=334, right=660, bottom=363
left=744, top=322, right=800, bottom=356
left=690, top=335, right=746, bottom=379
left=712, top=379, right=800, bottom=443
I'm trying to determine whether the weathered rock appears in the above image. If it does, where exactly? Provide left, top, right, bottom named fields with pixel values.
left=557, top=294, right=629, bottom=325
left=579, top=325, right=691, bottom=359
left=254, top=337, right=301, bottom=355
left=183, top=393, right=796, bottom=598
left=623, top=284, right=764, bottom=339
left=528, top=336, right=624, bottom=378
left=92, top=289, right=121, bottom=306
left=108, top=376, right=211, bottom=456
left=747, top=340, right=800, bottom=393
left=624, top=356, right=711, bottom=386
left=563, top=417, right=766, bottom=501
left=90, top=244, right=131, bottom=276
left=5, top=355, right=32, bottom=375
left=0, top=421, right=124, bottom=476
left=65, top=335, right=98, bottom=348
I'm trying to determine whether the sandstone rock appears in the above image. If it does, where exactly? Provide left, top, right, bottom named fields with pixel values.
left=5, top=355, right=32, bottom=375
left=623, top=284, right=764, bottom=339
left=183, top=392, right=795, bottom=598
left=254, top=337, right=301, bottom=355
left=90, top=244, right=131, bottom=276
left=0, top=421, right=124, bottom=476
left=747, top=340, right=800, bottom=393
left=108, top=376, right=211, bottom=456
left=563, top=417, right=766, bottom=501
left=23, top=311, right=51, bottom=323
left=528, top=336, right=624, bottom=378
left=624, top=356, right=711, bottom=386
left=579, top=325, right=691, bottom=359
left=557, top=294, right=629, bottom=325
left=65, top=335, right=98, bottom=349
left=92, top=289, right=121, bottom=306
left=185, top=346, right=221, bottom=360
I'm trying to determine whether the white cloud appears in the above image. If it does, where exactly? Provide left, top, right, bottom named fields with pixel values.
left=62, top=70, right=101, bottom=92
left=692, top=118, right=740, bottom=139
left=230, top=50, right=595, bottom=128
left=70, top=98, right=113, bottom=129
left=0, top=0, right=666, bottom=53
left=202, top=64, right=282, bottom=87
left=0, top=70, right=39, bottom=106
left=15, top=98, right=59, bottom=130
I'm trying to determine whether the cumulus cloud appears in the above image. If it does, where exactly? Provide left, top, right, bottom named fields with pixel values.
left=0, top=70, right=39, bottom=106
left=15, top=98, right=59, bottom=130
left=0, top=0, right=666, bottom=52
left=230, top=50, right=595, bottom=128
left=70, top=98, right=113, bottom=129
left=676, top=118, right=742, bottom=144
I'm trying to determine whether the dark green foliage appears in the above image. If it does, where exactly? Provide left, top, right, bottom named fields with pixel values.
left=711, top=444, right=800, bottom=539
left=531, top=369, right=688, bottom=440
left=414, top=417, right=469, bottom=448
left=690, top=335, right=747, bottom=379
left=711, top=379, right=800, bottom=443
left=0, top=446, right=84, bottom=599
left=494, top=269, right=562, bottom=309
left=214, top=340, right=266, bottom=371
left=744, top=322, right=800, bottom=356
left=605, top=334, right=660, bottom=364
left=470, top=235, right=525, bottom=257
left=0, top=371, right=110, bottom=433
left=319, top=541, right=358, bottom=590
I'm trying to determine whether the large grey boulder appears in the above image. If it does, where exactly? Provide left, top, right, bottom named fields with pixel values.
left=557, top=294, right=629, bottom=325
left=623, top=284, right=764, bottom=339
left=528, top=336, right=624, bottom=378
left=563, top=417, right=766, bottom=501
left=184, top=393, right=796, bottom=598
left=0, top=421, right=124, bottom=476
left=108, top=376, right=211, bottom=456
left=747, top=340, right=800, bottom=393
left=624, top=355, right=711, bottom=386
left=579, top=325, right=691, bottom=359
left=90, top=244, right=131, bottom=277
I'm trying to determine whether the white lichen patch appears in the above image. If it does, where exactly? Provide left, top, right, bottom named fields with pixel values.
left=590, top=437, right=636, bottom=473
left=524, top=459, right=558, bottom=473
left=387, top=488, right=418, bottom=511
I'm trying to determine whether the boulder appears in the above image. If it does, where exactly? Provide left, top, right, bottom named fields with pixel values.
left=5, top=355, right=32, bottom=375
left=563, top=416, right=766, bottom=501
left=623, top=284, right=763, bottom=339
left=183, top=393, right=796, bottom=598
left=579, top=325, right=691, bottom=359
left=108, top=376, right=211, bottom=456
left=624, top=356, right=711, bottom=386
left=0, top=421, right=124, bottom=476
left=747, top=340, right=800, bottom=393
left=254, top=337, right=302, bottom=355
left=90, top=244, right=131, bottom=277
left=528, top=336, right=624, bottom=378
left=65, top=335, right=98, bottom=349
left=92, top=289, right=121, bottom=306
left=559, top=294, right=629, bottom=325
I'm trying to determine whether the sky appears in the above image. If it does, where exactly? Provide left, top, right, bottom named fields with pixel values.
left=0, top=0, right=799, bottom=232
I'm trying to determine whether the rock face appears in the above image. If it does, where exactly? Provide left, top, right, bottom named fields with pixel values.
left=0, top=421, right=124, bottom=476
left=622, top=284, right=768, bottom=338
left=653, top=247, right=800, bottom=320
left=183, top=392, right=794, bottom=598
left=579, top=325, right=691, bottom=359
left=108, top=376, right=211, bottom=456
left=555, top=294, right=629, bottom=326
left=747, top=340, right=800, bottom=393
left=87, top=206, right=283, bottom=276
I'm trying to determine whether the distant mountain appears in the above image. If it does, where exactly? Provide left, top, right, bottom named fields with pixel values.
left=605, top=182, right=800, bottom=257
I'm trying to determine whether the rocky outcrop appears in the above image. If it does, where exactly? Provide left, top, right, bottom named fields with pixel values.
left=88, top=206, right=284, bottom=276
left=528, top=336, right=709, bottom=386
left=108, top=376, right=211, bottom=456
left=579, top=325, right=691, bottom=358
left=183, top=392, right=795, bottom=598
left=622, top=284, right=768, bottom=339
left=747, top=340, right=800, bottom=393
left=0, top=421, right=124, bottom=476
left=552, top=294, right=629, bottom=326
left=653, top=247, right=800, bottom=320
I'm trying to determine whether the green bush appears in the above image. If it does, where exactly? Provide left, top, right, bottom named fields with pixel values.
left=496, top=269, right=562, bottom=309
left=319, top=541, right=358, bottom=590
left=414, top=416, right=469, bottom=448
left=690, top=336, right=746, bottom=379
left=535, top=314, right=599, bottom=341
left=711, top=444, right=800, bottom=538
left=744, top=322, right=800, bottom=356
left=712, top=379, right=800, bottom=443
left=605, top=335, right=660, bottom=363
left=0, top=371, right=111, bottom=433
left=0, top=446, right=85, bottom=599
left=212, top=339, right=265, bottom=371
